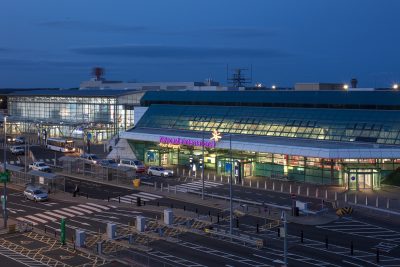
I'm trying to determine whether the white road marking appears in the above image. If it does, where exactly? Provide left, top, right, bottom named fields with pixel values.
left=86, top=202, right=110, bottom=210
left=61, top=207, right=84, bottom=215
left=44, top=211, right=66, bottom=219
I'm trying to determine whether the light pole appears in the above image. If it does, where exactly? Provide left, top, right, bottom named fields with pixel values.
left=201, top=129, right=205, bottom=200
left=3, top=116, right=7, bottom=228
left=229, top=134, right=233, bottom=235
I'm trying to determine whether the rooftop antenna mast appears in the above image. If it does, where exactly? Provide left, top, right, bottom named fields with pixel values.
left=227, top=67, right=252, bottom=88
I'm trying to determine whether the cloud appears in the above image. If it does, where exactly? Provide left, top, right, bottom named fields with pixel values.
left=209, top=27, right=277, bottom=38
left=71, top=44, right=288, bottom=59
left=38, top=20, right=148, bottom=34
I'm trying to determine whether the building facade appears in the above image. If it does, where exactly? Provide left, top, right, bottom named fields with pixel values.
left=120, top=90, right=400, bottom=190
left=7, top=89, right=143, bottom=142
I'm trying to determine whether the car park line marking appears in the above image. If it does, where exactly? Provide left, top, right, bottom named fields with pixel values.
left=24, top=215, right=47, bottom=224
left=61, top=207, right=85, bottom=215
left=147, top=250, right=206, bottom=267
left=0, top=246, right=48, bottom=267
left=34, top=213, right=57, bottom=222
left=78, top=204, right=103, bottom=212
left=137, top=191, right=164, bottom=198
left=68, top=205, right=93, bottom=214
left=44, top=211, right=66, bottom=219
left=342, top=260, right=364, bottom=267
left=16, top=217, right=38, bottom=226
left=51, top=209, right=75, bottom=217
left=86, top=202, right=110, bottom=210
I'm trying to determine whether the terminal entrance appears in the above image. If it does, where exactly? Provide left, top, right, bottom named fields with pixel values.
left=344, top=167, right=380, bottom=190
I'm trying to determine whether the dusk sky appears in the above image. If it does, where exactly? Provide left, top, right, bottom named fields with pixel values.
left=1, top=0, right=399, bottom=88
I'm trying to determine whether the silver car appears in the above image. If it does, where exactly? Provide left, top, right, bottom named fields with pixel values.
left=23, top=188, right=49, bottom=202
left=147, top=166, right=174, bottom=177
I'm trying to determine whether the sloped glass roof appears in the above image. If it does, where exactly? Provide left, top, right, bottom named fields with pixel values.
left=134, top=104, right=400, bottom=145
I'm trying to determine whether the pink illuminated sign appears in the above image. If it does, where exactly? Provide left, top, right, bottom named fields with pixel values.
left=159, top=136, right=216, bottom=148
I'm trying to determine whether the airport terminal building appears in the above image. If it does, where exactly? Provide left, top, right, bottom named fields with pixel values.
left=121, top=90, right=400, bottom=190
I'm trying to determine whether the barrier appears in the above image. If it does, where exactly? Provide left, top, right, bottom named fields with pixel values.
left=336, top=207, right=353, bottom=217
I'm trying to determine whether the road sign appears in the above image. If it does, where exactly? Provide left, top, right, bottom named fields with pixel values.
left=87, top=132, right=92, bottom=141
left=0, top=171, right=10, bottom=183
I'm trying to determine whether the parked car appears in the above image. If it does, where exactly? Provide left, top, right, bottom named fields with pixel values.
left=23, top=186, right=48, bottom=202
left=80, top=153, right=99, bottom=164
left=29, top=161, right=51, bottom=172
left=118, top=158, right=146, bottom=173
left=6, top=136, right=15, bottom=143
left=10, top=145, right=24, bottom=155
left=147, top=166, right=174, bottom=177
left=99, top=159, right=118, bottom=167
left=15, top=136, right=25, bottom=144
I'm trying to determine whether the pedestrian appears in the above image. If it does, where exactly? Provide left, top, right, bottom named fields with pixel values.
left=73, top=184, right=78, bottom=197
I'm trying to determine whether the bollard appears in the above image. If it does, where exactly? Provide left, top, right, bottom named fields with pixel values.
left=325, top=189, right=328, bottom=200
left=344, top=193, right=347, bottom=202
left=118, top=196, right=121, bottom=203
left=280, top=184, right=283, bottom=192
left=154, top=182, right=157, bottom=190
left=241, top=179, right=244, bottom=186
left=236, top=218, right=239, bottom=228
left=107, top=223, right=117, bottom=239
left=214, top=174, right=216, bottom=182
left=207, top=173, right=210, bottom=180
left=325, top=236, right=328, bottom=249
left=217, top=214, right=220, bottom=224
left=376, top=248, right=380, bottom=263
left=195, top=208, right=198, bottom=214
left=87, top=193, right=89, bottom=199
left=365, top=196, right=368, bottom=206
left=297, top=185, right=300, bottom=195
left=386, top=198, right=390, bottom=209
left=107, top=196, right=110, bottom=202
left=136, top=216, right=146, bottom=232
left=257, top=181, right=259, bottom=189
left=164, top=209, right=173, bottom=225
left=183, top=205, right=186, bottom=211
left=376, top=196, right=379, bottom=208
left=221, top=175, right=223, bottom=182
left=334, top=192, right=337, bottom=201
left=175, top=186, right=177, bottom=194
left=170, top=203, right=173, bottom=209
left=277, top=227, right=280, bottom=237
left=354, top=194, right=357, bottom=205
left=306, top=187, right=309, bottom=196
left=183, top=169, right=185, bottom=176
left=168, top=184, right=170, bottom=192
left=256, top=223, right=259, bottom=233
left=350, top=241, right=353, bottom=255
left=250, top=179, right=252, bottom=187
left=273, top=182, right=275, bottom=191
left=301, top=230, right=304, bottom=243
left=289, top=184, right=292, bottom=194
left=265, top=181, right=267, bottom=190
left=75, top=229, right=86, bottom=248
left=315, top=188, right=319, bottom=198
left=157, top=201, right=159, bottom=207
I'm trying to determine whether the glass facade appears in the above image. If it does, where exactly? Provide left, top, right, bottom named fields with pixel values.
left=7, top=94, right=136, bottom=141
left=129, top=140, right=399, bottom=189
left=135, top=104, right=400, bottom=145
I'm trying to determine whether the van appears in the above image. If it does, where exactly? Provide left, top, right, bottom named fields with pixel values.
left=119, top=158, right=145, bottom=173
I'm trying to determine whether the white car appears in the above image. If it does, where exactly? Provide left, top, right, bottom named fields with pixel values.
left=147, top=166, right=174, bottom=177
left=10, top=145, right=24, bottom=155
left=29, top=162, right=51, bottom=172
left=23, top=187, right=48, bottom=202
left=80, top=153, right=99, bottom=164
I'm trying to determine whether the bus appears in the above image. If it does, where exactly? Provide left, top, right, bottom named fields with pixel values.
left=46, top=138, right=76, bottom=153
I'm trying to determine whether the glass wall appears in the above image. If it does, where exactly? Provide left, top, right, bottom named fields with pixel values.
left=8, top=96, right=134, bottom=141
left=128, top=140, right=396, bottom=186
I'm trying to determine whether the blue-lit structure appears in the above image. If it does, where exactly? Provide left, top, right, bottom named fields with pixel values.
left=122, top=90, right=400, bottom=189
left=6, top=89, right=143, bottom=141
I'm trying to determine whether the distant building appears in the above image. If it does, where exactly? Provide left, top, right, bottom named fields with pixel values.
left=295, top=83, right=345, bottom=91
left=80, top=78, right=226, bottom=91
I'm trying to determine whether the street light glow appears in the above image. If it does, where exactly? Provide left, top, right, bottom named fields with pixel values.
left=393, top=84, right=399, bottom=90
left=343, top=84, right=349, bottom=90
left=272, top=85, right=276, bottom=90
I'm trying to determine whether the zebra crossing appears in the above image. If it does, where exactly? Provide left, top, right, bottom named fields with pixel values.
left=175, top=181, right=222, bottom=193
left=317, top=217, right=400, bottom=243
left=16, top=202, right=110, bottom=226
left=109, top=191, right=163, bottom=204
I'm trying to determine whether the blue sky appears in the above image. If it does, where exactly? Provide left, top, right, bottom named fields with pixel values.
left=0, top=0, right=399, bottom=88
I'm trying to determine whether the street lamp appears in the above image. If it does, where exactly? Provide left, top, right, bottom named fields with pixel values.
left=201, top=129, right=205, bottom=200
left=2, top=116, right=8, bottom=228
left=343, top=84, right=349, bottom=90
left=393, top=84, right=399, bottom=90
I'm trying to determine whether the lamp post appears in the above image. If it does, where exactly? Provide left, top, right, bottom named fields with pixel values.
left=229, top=134, right=233, bottom=235
left=201, top=130, right=205, bottom=200
left=3, top=116, right=7, bottom=228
